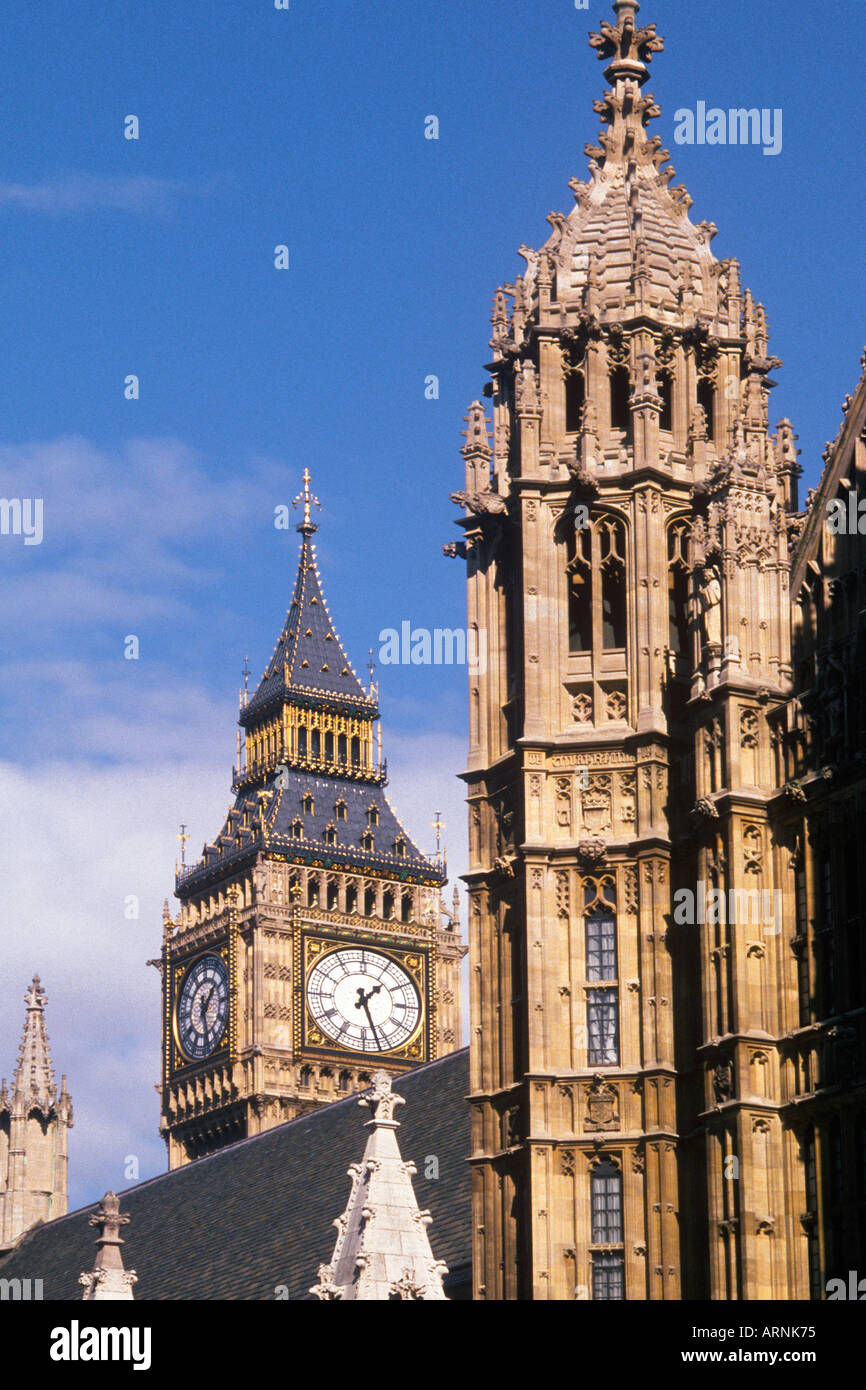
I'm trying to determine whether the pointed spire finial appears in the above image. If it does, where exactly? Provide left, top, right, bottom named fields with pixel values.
left=79, top=1192, right=137, bottom=1301
left=13, top=975, right=56, bottom=1108
left=292, top=468, right=322, bottom=535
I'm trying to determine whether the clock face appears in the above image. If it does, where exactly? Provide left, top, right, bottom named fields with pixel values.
left=306, top=947, right=421, bottom=1054
left=177, top=955, right=230, bottom=1060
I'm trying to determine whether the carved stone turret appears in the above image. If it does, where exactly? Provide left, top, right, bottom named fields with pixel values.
left=310, top=1071, right=448, bottom=1300
left=0, top=977, right=73, bottom=1252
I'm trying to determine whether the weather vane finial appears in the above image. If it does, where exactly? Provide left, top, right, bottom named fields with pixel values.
left=292, top=468, right=322, bottom=534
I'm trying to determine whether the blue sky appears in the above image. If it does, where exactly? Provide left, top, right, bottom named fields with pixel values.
left=0, top=0, right=863, bottom=1209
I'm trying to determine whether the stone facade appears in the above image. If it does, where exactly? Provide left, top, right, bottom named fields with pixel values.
left=447, top=0, right=865, bottom=1300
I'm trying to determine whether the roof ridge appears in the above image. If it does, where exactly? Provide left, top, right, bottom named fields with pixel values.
left=15, top=1049, right=471, bottom=1233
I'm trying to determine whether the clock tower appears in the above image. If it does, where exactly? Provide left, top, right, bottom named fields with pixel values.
left=159, top=473, right=465, bottom=1168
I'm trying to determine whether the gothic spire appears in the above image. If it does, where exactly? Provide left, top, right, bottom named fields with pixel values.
left=586, top=0, right=665, bottom=172
left=79, top=1192, right=138, bottom=1301
left=310, top=1071, right=449, bottom=1300
left=13, top=976, right=56, bottom=1112
left=243, top=475, right=375, bottom=724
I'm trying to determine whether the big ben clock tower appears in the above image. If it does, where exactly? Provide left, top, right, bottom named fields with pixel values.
left=159, top=473, right=465, bottom=1168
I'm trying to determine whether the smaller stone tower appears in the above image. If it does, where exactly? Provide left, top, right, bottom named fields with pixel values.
left=0, top=976, right=73, bottom=1252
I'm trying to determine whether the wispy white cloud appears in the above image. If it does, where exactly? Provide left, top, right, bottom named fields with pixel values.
left=0, top=757, right=227, bottom=1207
left=0, top=172, right=190, bottom=215
left=0, top=434, right=295, bottom=630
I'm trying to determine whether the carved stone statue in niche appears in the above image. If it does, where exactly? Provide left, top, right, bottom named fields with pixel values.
left=698, top=565, right=722, bottom=648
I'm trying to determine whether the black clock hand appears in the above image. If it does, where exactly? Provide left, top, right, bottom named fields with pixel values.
left=200, top=986, right=215, bottom=1025
left=355, top=984, right=383, bottom=1047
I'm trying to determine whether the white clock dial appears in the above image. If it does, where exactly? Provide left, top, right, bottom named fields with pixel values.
left=306, top=947, right=421, bottom=1053
left=177, top=954, right=230, bottom=1060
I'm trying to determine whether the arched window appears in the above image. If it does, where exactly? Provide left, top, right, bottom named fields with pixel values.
left=590, top=1161, right=624, bottom=1301
left=697, top=377, right=715, bottom=442
left=362, top=832, right=374, bottom=853
left=351, top=736, right=361, bottom=768
left=291, top=818, right=303, bottom=840
left=383, top=891, right=394, bottom=921
left=345, top=883, right=358, bottom=914
left=303, top=793, right=314, bottom=815
left=567, top=521, right=592, bottom=653
left=299, top=1066, right=312, bottom=1090
left=591, top=1160, right=623, bottom=1243
left=667, top=520, right=691, bottom=658
left=311, top=729, right=321, bottom=761
left=364, top=887, right=376, bottom=916
left=658, top=370, right=674, bottom=432
left=401, top=894, right=412, bottom=924
left=367, top=805, right=379, bottom=827
left=335, top=799, right=347, bottom=822
left=610, top=365, right=631, bottom=434
left=297, top=725, right=307, bottom=759
left=307, top=877, right=319, bottom=907
left=565, top=369, right=585, bottom=434
left=324, top=731, right=334, bottom=763
left=338, top=733, right=348, bottom=765
left=338, top=1070, right=352, bottom=1093
left=585, top=878, right=619, bottom=1066
left=599, top=519, right=626, bottom=649
left=324, top=824, right=337, bottom=847
left=327, top=879, right=339, bottom=909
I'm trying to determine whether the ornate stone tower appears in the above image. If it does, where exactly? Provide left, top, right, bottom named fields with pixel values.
left=447, top=2, right=807, bottom=1300
left=160, top=473, right=465, bottom=1168
left=0, top=977, right=73, bottom=1252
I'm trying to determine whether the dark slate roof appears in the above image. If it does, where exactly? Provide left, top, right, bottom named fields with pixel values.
left=267, top=770, right=436, bottom=871
left=0, top=1049, right=471, bottom=1301
left=243, top=533, right=376, bottom=719
left=178, top=767, right=444, bottom=895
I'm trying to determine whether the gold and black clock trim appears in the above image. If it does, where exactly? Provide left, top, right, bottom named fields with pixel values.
left=165, top=933, right=238, bottom=1079
left=294, top=927, right=430, bottom=1068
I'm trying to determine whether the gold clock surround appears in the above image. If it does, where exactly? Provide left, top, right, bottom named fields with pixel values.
left=166, top=935, right=237, bottom=1079
left=295, top=926, right=430, bottom=1068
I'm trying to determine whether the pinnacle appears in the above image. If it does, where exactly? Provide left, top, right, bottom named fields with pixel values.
left=310, top=1072, right=448, bottom=1300
left=13, top=974, right=56, bottom=1108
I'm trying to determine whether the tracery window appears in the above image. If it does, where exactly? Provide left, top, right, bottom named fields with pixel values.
left=591, top=1160, right=623, bottom=1243
left=566, top=515, right=628, bottom=657
left=599, top=519, right=626, bottom=649
left=584, top=878, right=619, bottom=1066
left=565, top=368, right=585, bottom=434
left=610, top=365, right=631, bottom=434
left=590, top=1159, right=625, bottom=1301
left=697, top=376, right=715, bottom=442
